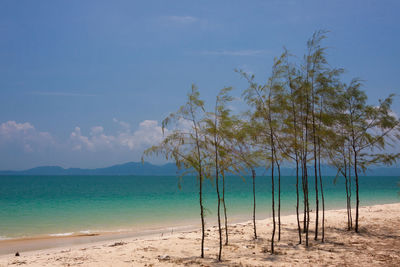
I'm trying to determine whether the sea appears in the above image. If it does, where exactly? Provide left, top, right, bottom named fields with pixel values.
left=0, top=175, right=398, bottom=240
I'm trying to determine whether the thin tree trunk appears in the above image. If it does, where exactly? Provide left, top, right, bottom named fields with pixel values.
left=190, top=103, right=205, bottom=258
left=296, top=157, right=302, bottom=244
left=304, top=158, right=310, bottom=247
left=213, top=102, right=222, bottom=261
left=215, top=160, right=222, bottom=261
left=316, top=97, right=324, bottom=242
left=222, top=172, right=228, bottom=245
left=314, top=157, right=319, bottom=241
left=344, top=171, right=351, bottom=230
left=299, top=97, right=307, bottom=235
left=304, top=99, right=310, bottom=247
left=270, top=143, right=276, bottom=254
left=252, top=169, right=257, bottom=240
left=269, top=112, right=276, bottom=254
left=312, top=92, right=319, bottom=241
left=277, top=160, right=281, bottom=241
left=318, top=137, right=325, bottom=242
left=199, top=173, right=205, bottom=258
left=353, top=149, right=360, bottom=233
left=215, top=149, right=222, bottom=261
left=268, top=85, right=276, bottom=254
left=344, top=145, right=351, bottom=230
left=302, top=88, right=310, bottom=244
left=348, top=148, right=353, bottom=229
left=302, top=164, right=307, bottom=233
left=289, top=83, right=302, bottom=244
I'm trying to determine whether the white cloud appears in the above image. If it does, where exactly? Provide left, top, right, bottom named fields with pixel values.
left=202, top=49, right=271, bottom=56
left=0, top=121, right=34, bottom=137
left=70, top=119, right=168, bottom=152
left=70, top=126, right=115, bottom=151
left=113, top=118, right=130, bottom=130
left=0, top=121, right=54, bottom=152
left=0, top=118, right=192, bottom=167
left=70, top=127, right=90, bottom=151
left=90, top=126, right=104, bottom=135
left=130, top=120, right=167, bottom=147
left=176, top=118, right=193, bottom=133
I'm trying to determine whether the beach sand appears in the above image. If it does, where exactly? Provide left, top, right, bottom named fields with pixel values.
left=0, top=203, right=399, bottom=266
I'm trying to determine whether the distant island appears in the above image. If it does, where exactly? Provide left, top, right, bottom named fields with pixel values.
left=0, top=161, right=398, bottom=176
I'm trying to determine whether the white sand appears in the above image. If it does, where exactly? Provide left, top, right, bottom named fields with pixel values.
left=0, top=203, right=399, bottom=266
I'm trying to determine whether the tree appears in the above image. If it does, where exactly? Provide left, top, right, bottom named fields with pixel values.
left=203, top=87, right=234, bottom=261
left=240, top=54, right=285, bottom=254
left=143, top=84, right=208, bottom=257
left=227, top=118, right=262, bottom=240
left=340, top=81, right=400, bottom=232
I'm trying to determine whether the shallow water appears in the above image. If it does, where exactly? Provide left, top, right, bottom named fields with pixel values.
left=0, top=175, right=398, bottom=239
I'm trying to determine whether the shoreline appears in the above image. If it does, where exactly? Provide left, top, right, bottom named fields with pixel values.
left=1, top=200, right=400, bottom=255
left=0, top=202, right=399, bottom=266
left=0, top=224, right=200, bottom=256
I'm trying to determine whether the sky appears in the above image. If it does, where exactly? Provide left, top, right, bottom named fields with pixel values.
left=0, top=0, right=399, bottom=170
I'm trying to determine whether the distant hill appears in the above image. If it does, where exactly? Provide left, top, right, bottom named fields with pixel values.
left=0, top=162, right=179, bottom=176
left=0, top=162, right=398, bottom=176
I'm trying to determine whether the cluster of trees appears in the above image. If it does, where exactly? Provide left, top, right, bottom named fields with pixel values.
left=143, top=31, right=400, bottom=261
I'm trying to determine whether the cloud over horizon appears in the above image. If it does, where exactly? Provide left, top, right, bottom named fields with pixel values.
left=70, top=119, right=167, bottom=152
left=0, top=121, right=54, bottom=153
left=0, top=119, right=170, bottom=169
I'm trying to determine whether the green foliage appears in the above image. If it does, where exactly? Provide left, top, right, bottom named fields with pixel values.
left=143, top=30, right=400, bottom=252
left=143, top=84, right=207, bottom=178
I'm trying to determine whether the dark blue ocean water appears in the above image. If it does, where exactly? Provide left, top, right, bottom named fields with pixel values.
left=0, top=175, right=398, bottom=239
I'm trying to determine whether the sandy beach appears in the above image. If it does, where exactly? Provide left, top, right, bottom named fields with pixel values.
left=0, top=203, right=399, bottom=266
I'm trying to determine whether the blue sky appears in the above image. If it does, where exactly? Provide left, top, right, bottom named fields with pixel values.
left=0, top=0, right=399, bottom=170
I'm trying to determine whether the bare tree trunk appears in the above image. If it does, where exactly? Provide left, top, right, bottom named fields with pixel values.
left=344, top=146, right=351, bottom=231
left=222, top=172, right=228, bottom=245
left=348, top=148, right=353, bottom=229
left=312, top=96, right=319, bottom=241
left=216, top=171, right=222, bottom=260
left=318, top=138, right=325, bottom=242
left=314, top=155, right=319, bottom=241
left=252, top=169, right=257, bottom=240
left=296, top=157, right=302, bottom=244
left=270, top=131, right=276, bottom=254
left=304, top=104, right=310, bottom=247
left=345, top=175, right=351, bottom=230
left=353, top=149, right=360, bottom=233
left=299, top=96, right=307, bottom=235
left=277, top=160, right=281, bottom=241
left=304, top=159, right=310, bottom=247
left=199, top=174, right=205, bottom=258
left=215, top=148, right=222, bottom=261
left=302, top=164, right=307, bottom=233
left=271, top=150, right=276, bottom=254
left=290, top=84, right=302, bottom=244
left=191, top=103, right=205, bottom=258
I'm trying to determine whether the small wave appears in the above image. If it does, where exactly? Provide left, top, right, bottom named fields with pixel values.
left=49, top=232, right=74, bottom=237
left=0, top=236, right=11, bottom=240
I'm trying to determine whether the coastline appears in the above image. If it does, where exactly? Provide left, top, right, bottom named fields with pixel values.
left=0, top=202, right=399, bottom=266
left=0, top=224, right=200, bottom=256
left=2, top=199, right=398, bottom=255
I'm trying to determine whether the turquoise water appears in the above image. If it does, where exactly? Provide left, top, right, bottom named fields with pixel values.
left=0, top=175, right=398, bottom=239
